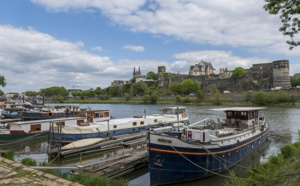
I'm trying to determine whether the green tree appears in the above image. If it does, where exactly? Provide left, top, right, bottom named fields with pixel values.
left=253, top=91, right=268, bottom=105
left=264, top=0, right=300, bottom=49
left=123, top=84, right=132, bottom=93
left=183, top=95, right=191, bottom=103
left=86, top=91, right=96, bottom=97
left=109, top=87, right=121, bottom=97
left=104, top=94, right=109, bottom=100
left=13, top=94, right=19, bottom=98
left=125, top=93, right=130, bottom=101
left=212, top=89, right=221, bottom=105
left=25, top=91, right=40, bottom=97
left=80, top=92, right=85, bottom=100
left=231, top=67, right=246, bottom=80
left=246, top=92, right=252, bottom=101
left=176, top=95, right=182, bottom=102
left=197, top=89, right=204, bottom=99
left=130, top=77, right=136, bottom=84
left=291, top=78, right=300, bottom=86
left=149, top=94, right=158, bottom=104
left=181, top=79, right=201, bottom=94
left=142, top=94, right=150, bottom=103
left=146, top=71, right=158, bottom=80
left=132, top=82, right=149, bottom=96
left=98, top=95, right=104, bottom=100
left=54, top=95, right=65, bottom=103
left=95, top=87, right=102, bottom=95
left=290, top=95, right=296, bottom=105
left=276, top=90, right=289, bottom=103
left=268, top=91, right=276, bottom=103
left=0, top=75, right=6, bottom=87
left=169, top=82, right=183, bottom=95
left=40, top=86, right=69, bottom=97
left=0, top=90, right=4, bottom=96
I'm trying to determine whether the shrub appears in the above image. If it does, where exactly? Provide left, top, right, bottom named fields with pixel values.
left=149, top=94, right=158, bottom=104
left=98, top=95, right=104, bottom=100
left=1, top=150, right=15, bottom=161
left=142, top=95, right=150, bottom=103
left=268, top=91, right=276, bottom=103
left=246, top=92, right=252, bottom=101
left=103, top=94, right=109, bottom=100
left=183, top=95, right=191, bottom=103
left=125, top=93, right=130, bottom=101
left=21, top=157, right=37, bottom=166
left=54, top=95, right=65, bottom=103
left=280, top=145, right=294, bottom=158
left=290, top=95, right=296, bottom=105
left=197, top=89, right=204, bottom=99
left=212, top=89, right=221, bottom=105
left=276, top=90, right=288, bottom=103
left=175, top=95, right=181, bottom=102
left=253, top=91, right=268, bottom=105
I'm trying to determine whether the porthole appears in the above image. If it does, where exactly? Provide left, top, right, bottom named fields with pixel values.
left=113, top=125, right=117, bottom=129
left=133, top=122, right=137, bottom=126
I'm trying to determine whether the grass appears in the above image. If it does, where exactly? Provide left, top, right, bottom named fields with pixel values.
left=226, top=130, right=300, bottom=186
left=1, top=149, right=15, bottom=161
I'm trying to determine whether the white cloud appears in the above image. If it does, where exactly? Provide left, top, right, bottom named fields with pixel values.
left=91, top=46, right=102, bottom=52
left=123, top=45, right=145, bottom=52
left=30, top=0, right=297, bottom=56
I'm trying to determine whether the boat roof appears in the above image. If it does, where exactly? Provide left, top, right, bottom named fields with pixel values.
left=162, top=107, right=185, bottom=109
left=11, top=117, right=86, bottom=125
left=73, top=110, right=110, bottom=113
left=211, top=107, right=266, bottom=112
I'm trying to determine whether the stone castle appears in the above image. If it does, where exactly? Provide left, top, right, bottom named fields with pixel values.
left=158, top=60, right=291, bottom=92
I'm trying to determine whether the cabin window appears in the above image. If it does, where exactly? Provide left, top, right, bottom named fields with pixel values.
left=31, top=124, right=41, bottom=132
left=140, top=121, right=144, bottom=125
left=77, top=120, right=84, bottom=125
left=227, top=112, right=233, bottom=119
left=56, top=122, right=65, bottom=127
left=133, top=122, right=137, bottom=126
left=154, top=119, right=157, bottom=123
left=104, top=112, right=109, bottom=117
left=114, top=125, right=117, bottom=129
left=234, top=112, right=240, bottom=118
left=241, top=112, right=247, bottom=120
left=100, top=113, right=104, bottom=117
left=95, top=113, right=100, bottom=118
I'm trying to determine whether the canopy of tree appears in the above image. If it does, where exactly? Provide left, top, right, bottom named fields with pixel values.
left=264, top=0, right=300, bottom=49
left=25, top=91, right=40, bottom=97
left=146, top=71, right=158, bottom=80
left=40, top=86, right=69, bottom=97
left=231, top=67, right=246, bottom=80
left=169, top=79, right=201, bottom=95
left=0, top=90, right=4, bottom=96
left=95, top=87, right=101, bottom=95
left=131, top=82, right=149, bottom=96
left=291, top=78, right=300, bottom=86
left=0, top=75, right=6, bottom=87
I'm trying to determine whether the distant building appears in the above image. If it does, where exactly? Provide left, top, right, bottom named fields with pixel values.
left=294, top=73, right=300, bottom=79
left=5, top=92, right=19, bottom=99
left=189, top=60, right=216, bottom=76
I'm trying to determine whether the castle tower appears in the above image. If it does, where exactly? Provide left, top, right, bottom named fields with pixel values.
left=272, top=60, right=291, bottom=88
left=158, top=66, right=166, bottom=87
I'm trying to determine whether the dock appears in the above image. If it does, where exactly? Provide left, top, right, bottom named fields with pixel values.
left=48, top=132, right=148, bottom=157
left=71, top=148, right=148, bottom=179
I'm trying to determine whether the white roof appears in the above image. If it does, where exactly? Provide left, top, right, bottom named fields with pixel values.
left=211, top=107, right=266, bottom=112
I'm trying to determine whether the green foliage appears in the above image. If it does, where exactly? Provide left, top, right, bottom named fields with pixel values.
left=132, top=82, right=149, bottom=96
left=231, top=67, right=246, bottom=80
left=0, top=90, right=4, bottom=96
left=109, top=87, right=121, bottom=97
left=253, top=91, right=269, bottom=105
left=183, top=95, right=191, bottom=103
left=142, top=94, right=150, bottom=103
left=146, top=71, right=158, bottom=80
left=181, top=79, right=201, bottom=94
left=246, top=91, right=252, bottom=101
left=40, top=86, right=69, bottom=97
left=123, top=84, right=132, bottom=93
left=68, top=173, right=128, bottom=186
left=21, top=157, right=37, bottom=166
left=291, top=78, right=300, bottom=86
left=264, top=0, right=300, bottom=49
left=86, top=91, right=96, bottom=97
left=196, top=89, right=204, bottom=99
left=13, top=94, right=19, bottom=98
left=103, top=94, right=109, bottom=100
left=95, top=87, right=101, bottom=95
left=0, top=75, right=6, bottom=87
left=125, top=93, right=130, bottom=101
left=25, top=91, right=40, bottom=97
left=268, top=91, right=276, bottom=103
left=276, top=90, right=289, bottom=103
left=280, top=145, right=294, bottom=158
left=149, top=94, right=158, bottom=104
left=1, top=150, right=15, bottom=161
left=54, top=95, right=65, bottom=103
left=212, top=89, right=221, bottom=105
left=175, top=95, right=182, bottom=102
left=169, top=82, right=183, bottom=95
left=290, top=95, right=296, bottom=104
left=130, top=77, right=136, bottom=84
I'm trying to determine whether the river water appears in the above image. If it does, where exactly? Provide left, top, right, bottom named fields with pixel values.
left=6, top=104, right=300, bottom=185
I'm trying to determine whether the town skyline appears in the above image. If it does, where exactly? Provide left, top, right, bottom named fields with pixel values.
left=0, top=0, right=300, bottom=93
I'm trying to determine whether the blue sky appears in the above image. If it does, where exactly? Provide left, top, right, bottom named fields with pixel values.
left=0, top=0, right=299, bottom=93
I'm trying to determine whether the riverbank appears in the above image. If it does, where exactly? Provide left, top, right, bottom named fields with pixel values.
left=0, top=156, right=82, bottom=186
left=227, top=131, right=300, bottom=186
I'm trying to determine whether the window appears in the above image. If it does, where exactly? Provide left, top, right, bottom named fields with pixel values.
left=31, top=124, right=41, bottom=132
left=95, top=113, right=100, bottom=118
left=56, top=122, right=65, bottom=127
left=113, top=125, right=117, bottom=129
left=154, top=119, right=157, bottom=123
left=140, top=121, right=144, bottom=125
left=133, top=122, right=137, bottom=126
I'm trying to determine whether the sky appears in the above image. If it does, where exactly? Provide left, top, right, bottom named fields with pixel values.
left=0, top=0, right=300, bottom=93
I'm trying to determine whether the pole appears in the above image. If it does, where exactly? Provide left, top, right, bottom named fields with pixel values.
left=144, top=109, right=146, bottom=119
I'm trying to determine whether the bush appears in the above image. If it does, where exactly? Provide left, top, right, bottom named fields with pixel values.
left=268, top=91, right=276, bottom=103
left=149, top=94, right=158, bottom=104
left=1, top=150, right=15, bottom=161
left=175, top=95, right=181, bottom=102
left=98, top=95, right=104, bottom=100
left=21, top=157, right=37, bottom=166
left=253, top=91, right=268, bottom=105
left=197, top=89, right=204, bottom=99
left=125, top=93, right=130, bottom=101
left=212, top=89, right=221, bottom=105
left=142, top=95, right=150, bottom=103
left=183, top=95, right=191, bottom=103
left=103, top=94, right=109, bottom=100
left=246, top=92, right=252, bottom=101
left=54, top=95, right=65, bottom=103
left=276, top=90, right=288, bottom=103
left=280, top=145, right=294, bottom=158
left=290, top=95, right=296, bottom=104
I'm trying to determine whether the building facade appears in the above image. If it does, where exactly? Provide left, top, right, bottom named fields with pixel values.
left=189, top=60, right=216, bottom=76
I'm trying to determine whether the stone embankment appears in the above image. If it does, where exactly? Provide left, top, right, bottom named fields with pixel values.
left=0, top=157, right=82, bottom=186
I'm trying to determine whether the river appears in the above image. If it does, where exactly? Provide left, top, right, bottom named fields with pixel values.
left=6, top=104, right=300, bottom=185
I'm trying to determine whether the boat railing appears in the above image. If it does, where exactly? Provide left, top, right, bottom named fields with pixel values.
left=186, top=118, right=210, bottom=129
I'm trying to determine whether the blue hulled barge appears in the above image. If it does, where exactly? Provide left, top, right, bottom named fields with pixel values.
left=148, top=107, right=270, bottom=185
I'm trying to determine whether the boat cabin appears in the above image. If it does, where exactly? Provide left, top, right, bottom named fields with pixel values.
left=162, top=107, right=187, bottom=120
left=73, top=110, right=110, bottom=123
left=213, top=107, right=266, bottom=128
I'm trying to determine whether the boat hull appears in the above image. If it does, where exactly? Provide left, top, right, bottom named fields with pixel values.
left=0, top=131, right=48, bottom=143
left=148, top=126, right=270, bottom=185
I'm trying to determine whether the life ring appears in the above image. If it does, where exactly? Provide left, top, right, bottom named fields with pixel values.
left=181, top=134, right=186, bottom=141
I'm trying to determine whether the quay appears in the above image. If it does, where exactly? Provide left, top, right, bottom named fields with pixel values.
left=0, top=157, right=82, bottom=186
